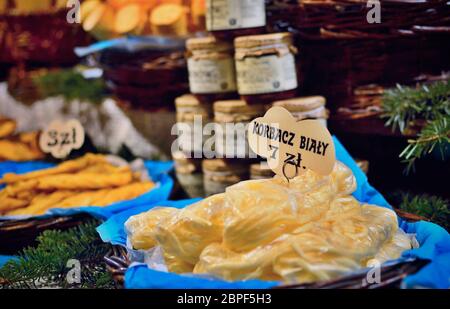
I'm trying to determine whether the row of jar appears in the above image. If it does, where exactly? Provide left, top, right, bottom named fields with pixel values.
left=173, top=152, right=275, bottom=198
left=173, top=153, right=370, bottom=199
left=175, top=94, right=329, bottom=158
left=186, top=32, right=299, bottom=105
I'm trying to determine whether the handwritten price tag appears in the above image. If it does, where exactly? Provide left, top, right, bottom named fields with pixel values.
left=248, top=106, right=335, bottom=179
left=39, top=119, right=85, bottom=159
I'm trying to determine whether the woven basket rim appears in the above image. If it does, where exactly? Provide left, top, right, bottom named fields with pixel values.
left=103, top=208, right=429, bottom=289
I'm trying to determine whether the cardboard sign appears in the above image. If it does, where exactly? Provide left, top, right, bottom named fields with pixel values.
left=39, top=119, right=85, bottom=159
left=248, top=106, right=335, bottom=179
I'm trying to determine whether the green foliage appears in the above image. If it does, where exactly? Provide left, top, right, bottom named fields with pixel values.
left=382, top=81, right=450, bottom=132
left=381, top=80, right=450, bottom=173
left=400, top=116, right=450, bottom=173
left=33, top=69, right=107, bottom=104
left=0, top=221, right=115, bottom=289
left=389, top=191, right=450, bottom=231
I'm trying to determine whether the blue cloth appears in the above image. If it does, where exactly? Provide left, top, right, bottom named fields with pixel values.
left=0, top=255, right=17, bottom=268
left=0, top=160, right=174, bottom=220
left=400, top=221, right=450, bottom=288
left=333, top=138, right=391, bottom=209
left=97, top=198, right=279, bottom=289
left=97, top=137, right=450, bottom=289
left=97, top=199, right=201, bottom=246
left=125, top=265, right=278, bottom=289
left=0, top=161, right=54, bottom=180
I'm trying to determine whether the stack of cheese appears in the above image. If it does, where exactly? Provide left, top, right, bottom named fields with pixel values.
left=0, top=153, right=155, bottom=216
left=126, top=162, right=412, bottom=284
left=0, top=117, right=44, bottom=162
left=80, top=0, right=205, bottom=39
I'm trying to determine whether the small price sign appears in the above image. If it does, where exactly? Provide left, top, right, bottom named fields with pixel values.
left=39, top=119, right=85, bottom=159
left=248, top=106, right=335, bottom=180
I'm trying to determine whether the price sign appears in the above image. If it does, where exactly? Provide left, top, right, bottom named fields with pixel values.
left=39, top=119, right=85, bottom=159
left=248, top=106, right=335, bottom=180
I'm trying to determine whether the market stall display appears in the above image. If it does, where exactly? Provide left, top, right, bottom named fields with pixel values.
left=0, top=154, right=155, bottom=216
left=0, top=154, right=174, bottom=254
left=0, top=0, right=448, bottom=293
left=126, top=161, right=413, bottom=283
left=97, top=138, right=449, bottom=289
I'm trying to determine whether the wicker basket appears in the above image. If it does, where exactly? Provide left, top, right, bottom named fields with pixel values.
left=267, top=0, right=450, bottom=39
left=266, top=0, right=450, bottom=113
left=104, top=209, right=429, bottom=289
left=0, top=9, right=92, bottom=65
left=99, top=51, right=189, bottom=110
left=329, top=72, right=449, bottom=136
left=0, top=213, right=92, bottom=255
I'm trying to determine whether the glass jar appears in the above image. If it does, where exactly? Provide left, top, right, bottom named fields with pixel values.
left=214, top=100, right=266, bottom=158
left=175, top=94, right=213, bottom=156
left=250, top=161, right=275, bottom=180
left=186, top=36, right=237, bottom=103
left=202, top=159, right=249, bottom=196
left=206, top=0, right=266, bottom=41
left=272, top=96, right=329, bottom=127
left=173, top=151, right=205, bottom=198
left=235, top=33, right=298, bottom=105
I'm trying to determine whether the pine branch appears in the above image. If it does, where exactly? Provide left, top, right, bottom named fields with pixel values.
left=0, top=221, right=115, bottom=289
left=400, top=116, right=450, bottom=173
left=382, top=80, right=450, bottom=133
left=381, top=80, right=450, bottom=173
left=32, top=69, right=108, bottom=105
left=389, top=191, right=450, bottom=232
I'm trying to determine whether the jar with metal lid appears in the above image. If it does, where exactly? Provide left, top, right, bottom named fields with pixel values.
left=214, top=100, right=266, bottom=158
left=234, top=33, right=298, bottom=104
left=186, top=36, right=237, bottom=103
left=202, top=159, right=249, bottom=196
left=206, top=0, right=266, bottom=40
left=175, top=94, right=213, bottom=156
left=173, top=151, right=205, bottom=198
left=250, top=161, right=275, bottom=180
left=272, top=96, right=329, bottom=127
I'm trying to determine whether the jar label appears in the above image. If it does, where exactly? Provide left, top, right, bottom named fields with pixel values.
left=206, top=0, right=266, bottom=31
left=188, top=57, right=237, bottom=94
left=236, top=53, right=298, bottom=95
